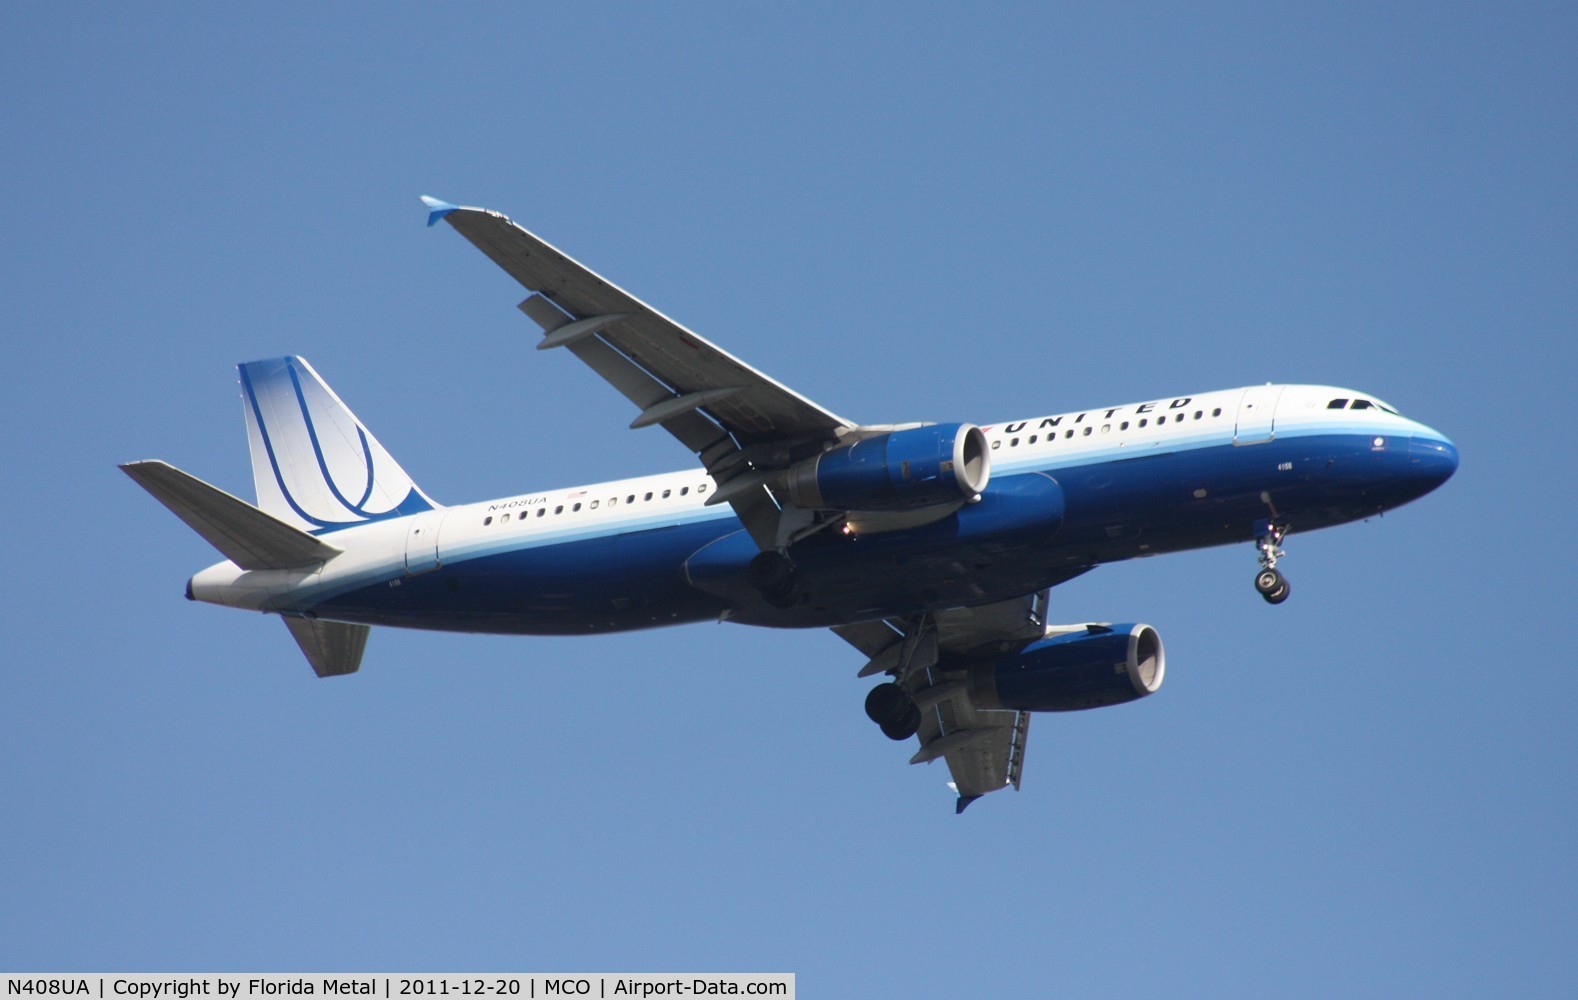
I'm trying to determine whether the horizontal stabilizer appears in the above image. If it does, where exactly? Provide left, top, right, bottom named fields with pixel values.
left=120, top=460, right=340, bottom=570
left=283, top=615, right=369, bottom=678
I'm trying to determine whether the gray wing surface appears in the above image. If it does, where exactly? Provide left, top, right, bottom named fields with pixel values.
left=120, top=460, right=341, bottom=571
left=834, top=590, right=1052, bottom=813
left=423, top=198, right=856, bottom=548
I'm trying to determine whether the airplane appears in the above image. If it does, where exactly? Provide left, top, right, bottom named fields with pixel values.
left=121, top=196, right=1459, bottom=812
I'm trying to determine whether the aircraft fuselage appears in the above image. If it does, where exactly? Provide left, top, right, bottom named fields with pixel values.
left=188, top=383, right=1457, bottom=634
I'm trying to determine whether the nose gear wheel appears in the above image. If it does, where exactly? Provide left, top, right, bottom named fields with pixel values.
left=1255, top=567, right=1291, bottom=604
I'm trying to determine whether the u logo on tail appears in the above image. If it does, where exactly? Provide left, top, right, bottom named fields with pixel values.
left=239, top=357, right=436, bottom=533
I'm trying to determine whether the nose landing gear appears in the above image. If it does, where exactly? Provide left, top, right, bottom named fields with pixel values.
left=1254, top=518, right=1292, bottom=605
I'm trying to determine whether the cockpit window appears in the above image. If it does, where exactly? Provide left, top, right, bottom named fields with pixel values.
left=1331, top=396, right=1401, bottom=414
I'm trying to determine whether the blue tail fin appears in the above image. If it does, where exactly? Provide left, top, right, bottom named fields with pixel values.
left=239, top=357, right=437, bottom=533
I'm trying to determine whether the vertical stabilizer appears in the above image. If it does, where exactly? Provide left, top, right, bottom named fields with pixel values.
left=239, top=357, right=436, bottom=533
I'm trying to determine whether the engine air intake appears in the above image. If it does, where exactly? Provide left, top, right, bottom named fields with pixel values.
left=787, top=423, right=989, bottom=511
left=968, top=623, right=1165, bottom=712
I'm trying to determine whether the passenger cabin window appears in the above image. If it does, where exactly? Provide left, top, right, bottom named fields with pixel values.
left=536, top=508, right=545, bottom=517
left=590, top=500, right=599, bottom=509
left=483, top=516, right=493, bottom=526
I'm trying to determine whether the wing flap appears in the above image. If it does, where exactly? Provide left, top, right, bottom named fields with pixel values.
left=916, top=678, right=1029, bottom=810
left=517, top=292, right=734, bottom=456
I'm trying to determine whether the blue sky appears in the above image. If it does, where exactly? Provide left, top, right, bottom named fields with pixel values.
left=3, top=3, right=1575, bottom=995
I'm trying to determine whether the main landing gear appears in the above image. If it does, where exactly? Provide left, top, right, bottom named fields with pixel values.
left=862, top=616, right=935, bottom=741
left=746, top=550, right=800, bottom=608
left=1253, top=519, right=1292, bottom=605
left=865, top=682, right=921, bottom=741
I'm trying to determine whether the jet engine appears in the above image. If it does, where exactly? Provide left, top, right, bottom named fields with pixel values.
left=786, top=423, right=989, bottom=512
left=966, top=623, right=1164, bottom=712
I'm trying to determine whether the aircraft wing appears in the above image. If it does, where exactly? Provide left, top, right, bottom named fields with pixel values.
left=423, top=197, right=857, bottom=549
left=834, top=590, right=1054, bottom=813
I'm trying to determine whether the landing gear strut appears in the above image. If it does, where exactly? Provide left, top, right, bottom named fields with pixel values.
left=1253, top=520, right=1292, bottom=605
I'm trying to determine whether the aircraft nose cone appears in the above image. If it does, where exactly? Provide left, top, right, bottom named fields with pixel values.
left=1408, top=435, right=1459, bottom=491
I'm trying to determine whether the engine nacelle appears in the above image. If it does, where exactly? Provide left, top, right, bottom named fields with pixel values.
left=967, top=623, right=1165, bottom=712
left=787, top=423, right=990, bottom=511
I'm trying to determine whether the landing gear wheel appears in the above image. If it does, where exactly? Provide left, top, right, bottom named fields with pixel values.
left=865, top=682, right=921, bottom=740
left=1255, top=568, right=1290, bottom=605
left=746, top=550, right=800, bottom=608
left=864, top=682, right=909, bottom=724
left=879, top=703, right=922, bottom=741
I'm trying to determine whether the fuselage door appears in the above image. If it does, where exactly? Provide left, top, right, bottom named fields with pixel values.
left=404, top=509, right=446, bottom=575
left=1234, top=385, right=1284, bottom=445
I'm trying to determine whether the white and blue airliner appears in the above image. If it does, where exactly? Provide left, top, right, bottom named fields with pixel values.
left=123, top=198, right=1459, bottom=811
